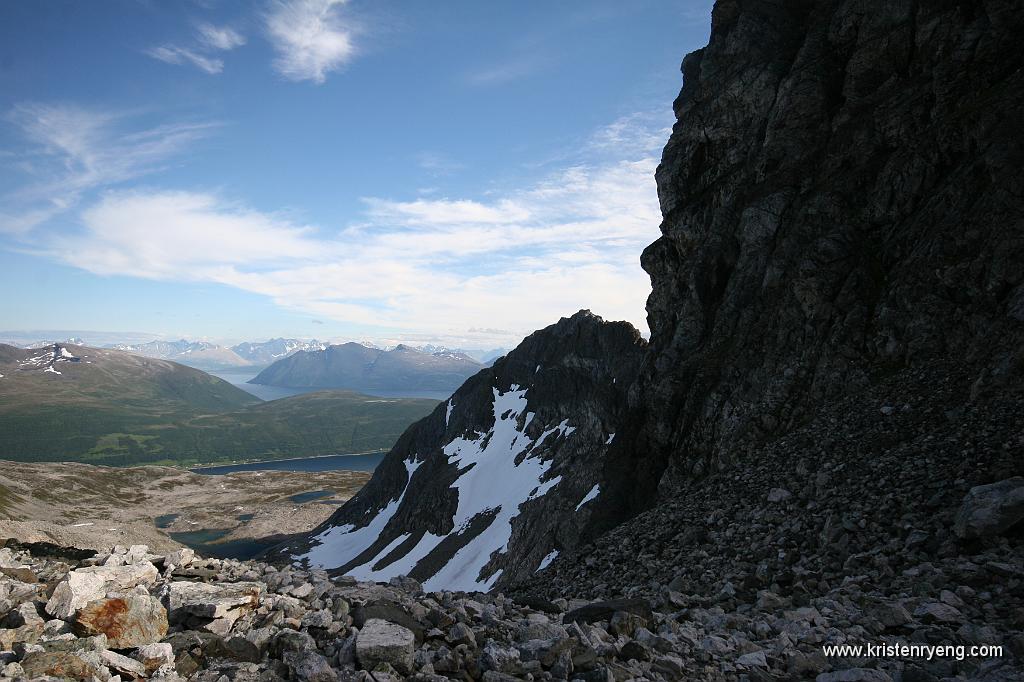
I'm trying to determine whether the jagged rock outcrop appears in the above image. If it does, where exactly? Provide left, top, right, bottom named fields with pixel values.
left=601, top=0, right=1024, bottom=519
left=271, top=311, right=645, bottom=590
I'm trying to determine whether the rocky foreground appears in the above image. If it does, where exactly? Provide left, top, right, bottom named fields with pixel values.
left=2, top=444, right=1023, bottom=682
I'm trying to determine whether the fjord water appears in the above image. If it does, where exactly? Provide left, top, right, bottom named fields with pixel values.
left=208, top=369, right=317, bottom=401
left=209, top=368, right=455, bottom=401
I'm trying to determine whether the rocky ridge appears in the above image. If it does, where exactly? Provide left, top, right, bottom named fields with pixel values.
left=273, top=312, right=646, bottom=591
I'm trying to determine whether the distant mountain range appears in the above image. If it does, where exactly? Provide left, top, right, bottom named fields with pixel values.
left=251, top=342, right=485, bottom=394
left=107, top=338, right=327, bottom=371
left=231, top=338, right=327, bottom=365
left=0, top=343, right=438, bottom=467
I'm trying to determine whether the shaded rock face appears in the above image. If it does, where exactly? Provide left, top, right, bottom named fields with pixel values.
left=276, top=311, right=645, bottom=590
left=607, top=0, right=1024, bottom=508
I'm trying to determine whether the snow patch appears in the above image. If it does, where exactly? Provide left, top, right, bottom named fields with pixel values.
left=43, top=366, right=62, bottom=375
left=302, top=458, right=422, bottom=570
left=575, top=484, right=600, bottom=512
left=606, top=432, right=615, bottom=445
left=537, top=549, right=559, bottom=571
left=301, top=385, right=572, bottom=592
left=445, top=399, right=454, bottom=427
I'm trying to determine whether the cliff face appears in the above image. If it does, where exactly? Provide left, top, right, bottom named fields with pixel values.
left=605, top=0, right=1024, bottom=511
left=273, top=312, right=646, bottom=590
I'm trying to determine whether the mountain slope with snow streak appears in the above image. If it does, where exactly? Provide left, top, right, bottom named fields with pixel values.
left=271, top=311, right=646, bottom=590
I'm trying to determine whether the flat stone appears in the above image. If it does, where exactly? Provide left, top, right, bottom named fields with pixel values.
left=20, top=651, right=105, bottom=681
left=100, top=648, right=147, bottom=678
left=74, top=594, right=167, bottom=648
left=564, top=598, right=653, bottom=625
left=737, top=650, right=768, bottom=667
left=356, top=618, right=415, bottom=676
left=167, top=580, right=263, bottom=621
left=914, top=602, right=964, bottom=624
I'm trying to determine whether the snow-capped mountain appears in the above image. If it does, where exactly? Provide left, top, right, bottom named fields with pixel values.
left=108, top=339, right=251, bottom=370
left=230, top=338, right=326, bottom=366
left=271, top=311, right=646, bottom=590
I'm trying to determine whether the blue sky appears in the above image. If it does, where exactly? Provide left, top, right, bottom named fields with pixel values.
left=0, top=0, right=713, bottom=348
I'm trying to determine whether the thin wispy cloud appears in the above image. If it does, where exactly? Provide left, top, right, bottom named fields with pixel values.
left=28, top=111, right=668, bottom=345
left=0, top=103, right=216, bottom=235
left=265, top=0, right=355, bottom=84
left=197, top=23, right=246, bottom=51
left=146, top=23, right=245, bottom=75
left=416, top=151, right=465, bottom=176
left=146, top=46, right=224, bottom=75
left=464, top=56, right=543, bottom=86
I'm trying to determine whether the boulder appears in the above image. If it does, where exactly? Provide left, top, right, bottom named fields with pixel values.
left=954, top=477, right=1024, bottom=539
left=284, top=650, right=337, bottom=682
left=356, top=618, right=415, bottom=675
left=46, top=562, right=158, bottom=619
left=564, top=598, right=653, bottom=625
left=19, top=650, right=106, bottom=681
left=167, top=580, right=263, bottom=622
left=134, top=642, right=175, bottom=674
left=74, top=594, right=168, bottom=647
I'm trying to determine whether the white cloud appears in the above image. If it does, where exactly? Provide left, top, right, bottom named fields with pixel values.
left=197, top=23, right=246, bottom=51
left=146, top=45, right=224, bottom=74
left=265, top=0, right=355, bottom=84
left=49, top=141, right=661, bottom=345
left=146, top=23, right=244, bottom=75
left=0, top=103, right=215, bottom=235
left=17, top=109, right=668, bottom=346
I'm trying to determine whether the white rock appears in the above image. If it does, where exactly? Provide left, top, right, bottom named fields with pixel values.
left=164, top=548, right=195, bottom=568
left=45, top=562, right=158, bottom=620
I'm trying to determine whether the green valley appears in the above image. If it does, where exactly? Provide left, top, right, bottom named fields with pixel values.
left=0, top=344, right=439, bottom=467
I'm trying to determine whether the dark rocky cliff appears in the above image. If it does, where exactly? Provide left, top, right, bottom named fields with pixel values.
left=601, top=0, right=1024, bottom=521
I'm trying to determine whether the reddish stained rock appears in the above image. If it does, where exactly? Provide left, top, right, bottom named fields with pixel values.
left=74, top=593, right=168, bottom=648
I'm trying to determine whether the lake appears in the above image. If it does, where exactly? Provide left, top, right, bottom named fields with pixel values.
left=191, top=451, right=387, bottom=475
left=209, top=369, right=453, bottom=402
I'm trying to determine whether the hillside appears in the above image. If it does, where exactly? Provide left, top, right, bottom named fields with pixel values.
left=0, top=343, right=438, bottom=466
left=251, top=342, right=484, bottom=394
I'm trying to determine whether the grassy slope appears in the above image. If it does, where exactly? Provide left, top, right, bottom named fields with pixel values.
left=0, top=345, right=439, bottom=467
